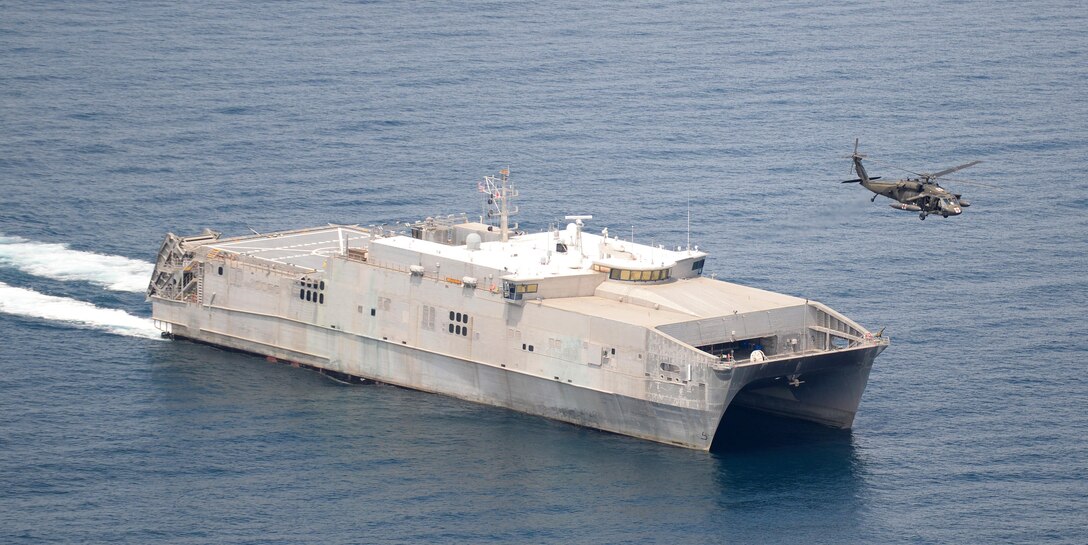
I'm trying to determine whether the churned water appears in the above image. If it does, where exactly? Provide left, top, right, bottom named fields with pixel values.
left=1, top=1, right=1086, bottom=543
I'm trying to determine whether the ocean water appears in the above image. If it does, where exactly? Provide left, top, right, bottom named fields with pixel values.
left=1, top=0, right=1086, bottom=542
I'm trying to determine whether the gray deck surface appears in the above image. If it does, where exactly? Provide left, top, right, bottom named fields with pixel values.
left=209, top=226, right=370, bottom=271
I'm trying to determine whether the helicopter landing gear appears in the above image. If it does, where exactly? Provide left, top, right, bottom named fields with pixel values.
left=919, top=212, right=927, bottom=220
left=871, top=194, right=878, bottom=202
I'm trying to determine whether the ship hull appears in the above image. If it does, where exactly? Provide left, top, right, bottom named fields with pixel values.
left=159, top=321, right=721, bottom=450
left=153, top=298, right=884, bottom=451
left=726, top=345, right=885, bottom=430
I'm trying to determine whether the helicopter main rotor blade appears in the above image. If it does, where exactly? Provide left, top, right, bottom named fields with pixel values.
left=868, top=158, right=925, bottom=177
left=941, top=177, right=996, bottom=188
left=930, top=160, right=981, bottom=179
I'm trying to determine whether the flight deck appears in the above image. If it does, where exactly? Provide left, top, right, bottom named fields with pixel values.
left=207, top=226, right=371, bottom=271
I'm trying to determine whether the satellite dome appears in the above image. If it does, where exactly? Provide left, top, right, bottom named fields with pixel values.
left=466, top=232, right=482, bottom=251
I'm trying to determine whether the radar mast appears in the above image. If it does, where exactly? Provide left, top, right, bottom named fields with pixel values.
left=479, top=168, right=519, bottom=242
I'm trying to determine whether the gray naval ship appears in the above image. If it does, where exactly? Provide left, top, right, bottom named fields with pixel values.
left=148, top=170, right=888, bottom=450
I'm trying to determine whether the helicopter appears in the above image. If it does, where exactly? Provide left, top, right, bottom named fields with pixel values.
left=843, top=139, right=985, bottom=220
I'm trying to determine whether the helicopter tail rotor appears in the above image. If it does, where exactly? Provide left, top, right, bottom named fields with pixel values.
left=841, top=138, right=882, bottom=183
left=845, top=138, right=868, bottom=160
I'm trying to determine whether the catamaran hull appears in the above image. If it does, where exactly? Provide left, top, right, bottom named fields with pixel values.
left=153, top=298, right=884, bottom=450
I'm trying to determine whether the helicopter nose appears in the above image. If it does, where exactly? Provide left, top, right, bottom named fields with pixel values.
left=942, top=199, right=963, bottom=215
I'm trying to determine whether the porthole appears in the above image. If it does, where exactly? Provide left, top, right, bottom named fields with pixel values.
left=455, top=325, right=462, bottom=335
left=299, top=289, right=305, bottom=300
left=318, top=293, right=324, bottom=304
left=449, top=310, right=455, bottom=321
left=456, top=312, right=462, bottom=322
left=319, top=280, right=325, bottom=290
left=218, top=266, right=223, bottom=276
left=449, top=323, right=455, bottom=333
left=305, top=291, right=312, bottom=302
left=461, top=327, right=468, bottom=336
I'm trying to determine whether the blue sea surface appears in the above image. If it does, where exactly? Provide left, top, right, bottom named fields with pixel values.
left=1, top=1, right=1086, bottom=543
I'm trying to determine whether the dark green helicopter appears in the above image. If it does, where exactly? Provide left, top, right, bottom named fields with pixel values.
left=843, top=139, right=986, bottom=220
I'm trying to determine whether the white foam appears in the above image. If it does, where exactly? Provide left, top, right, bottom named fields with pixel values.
left=0, top=281, right=164, bottom=340
left=0, top=235, right=153, bottom=292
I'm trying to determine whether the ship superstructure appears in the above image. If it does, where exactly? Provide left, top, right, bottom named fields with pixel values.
left=148, top=170, right=887, bottom=450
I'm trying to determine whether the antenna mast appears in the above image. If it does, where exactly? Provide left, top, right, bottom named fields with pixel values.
left=479, top=168, right=518, bottom=242
left=686, top=197, right=691, bottom=251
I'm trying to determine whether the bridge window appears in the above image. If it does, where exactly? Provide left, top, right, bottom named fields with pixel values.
left=609, top=267, right=671, bottom=283
left=503, top=282, right=538, bottom=300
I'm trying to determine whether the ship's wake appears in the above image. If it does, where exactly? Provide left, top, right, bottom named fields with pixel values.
left=0, top=234, right=160, bottom=339
left=0, top=281, right=163, bottom=340
left=0, top=235, right=153, bottom=292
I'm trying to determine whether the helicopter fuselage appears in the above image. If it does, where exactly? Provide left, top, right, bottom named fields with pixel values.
left=864, top=179, right=962, bottom=217
left=848, top=152, right=968, bottom=219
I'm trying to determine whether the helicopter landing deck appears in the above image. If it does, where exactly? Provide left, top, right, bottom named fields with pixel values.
left=207, top=226, right=371, bottom=271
